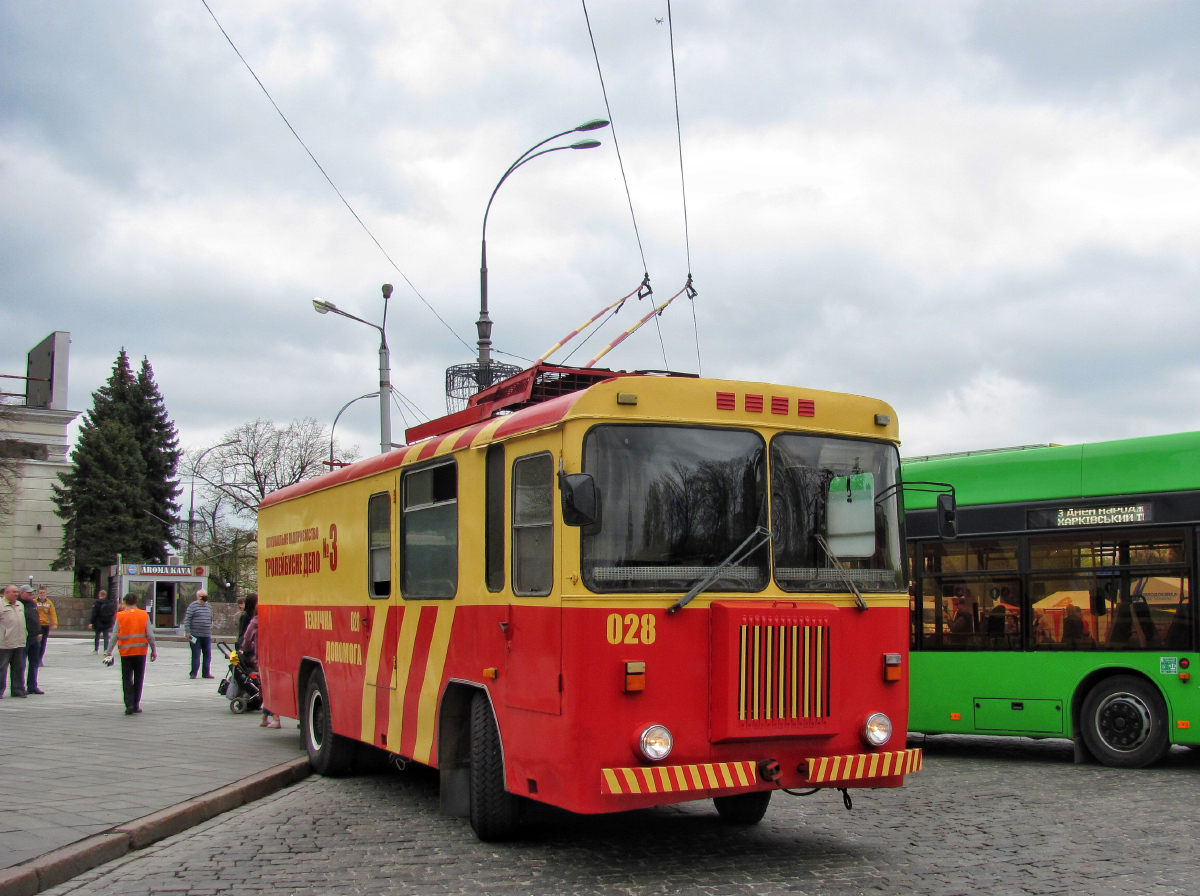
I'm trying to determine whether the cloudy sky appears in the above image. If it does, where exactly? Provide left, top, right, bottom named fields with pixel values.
left=3, top=0, right=1199, bottom=462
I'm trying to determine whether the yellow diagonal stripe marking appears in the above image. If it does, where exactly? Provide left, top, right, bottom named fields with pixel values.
left=602, top=769, right=622, bottom=794
left=359, top=604, right=390, bottom=742
left=412, top=605, right=457, bottom=764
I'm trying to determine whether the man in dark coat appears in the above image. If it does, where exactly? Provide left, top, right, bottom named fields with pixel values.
left=90, top=590, right=116, bottom=652
left=17, top=585, right=43, bottom=694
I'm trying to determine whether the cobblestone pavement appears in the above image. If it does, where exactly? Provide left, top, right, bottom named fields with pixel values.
left=41, top=734, right=1200, bottom=896
left=0, top=636, right=302, bottom=869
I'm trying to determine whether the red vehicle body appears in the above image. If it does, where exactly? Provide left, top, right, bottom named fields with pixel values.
left=257, top=366, right=920, bottom=839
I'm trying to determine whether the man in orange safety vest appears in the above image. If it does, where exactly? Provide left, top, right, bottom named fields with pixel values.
left=104, top=593, right=158, bottom=715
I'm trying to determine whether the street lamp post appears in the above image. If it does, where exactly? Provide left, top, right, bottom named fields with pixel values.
left=188, top=439, right=238, bottom=565
left=313, top=283, right=394, bottom=455
left=329, top=391, right=380, bottom=467
left=477, top=119, right=609, bottom=375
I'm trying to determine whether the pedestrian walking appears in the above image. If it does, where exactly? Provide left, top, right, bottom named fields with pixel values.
left=17, top=585, right=43, bottom=695
left=35, top=586, right=57, bottom=666
left=0, top=585, right=28, bottom=698
left=183, top=590, right=214, bottom=679
left=90, top=590, right=115, bottom=652
left=103, top=593, right=157, bottom=714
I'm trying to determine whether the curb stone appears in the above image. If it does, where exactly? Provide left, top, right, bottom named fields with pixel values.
left=0, top=757, right=311, bottom=896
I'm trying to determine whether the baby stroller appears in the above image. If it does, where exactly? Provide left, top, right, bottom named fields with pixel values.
left=216, top=641, right=262, bottom=713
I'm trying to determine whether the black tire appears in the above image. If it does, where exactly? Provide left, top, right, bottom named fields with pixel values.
left=302, top=669, right=355, bottom=777
left=1080, top=675, right=1171, bottom=769
left=714, top=790, right=772, bottom=824
left=469, top=691, right=520, bottom=841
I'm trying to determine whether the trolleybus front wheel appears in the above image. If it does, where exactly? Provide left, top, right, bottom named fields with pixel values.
left=469, top=691, right=521, bottom=841
left=1080, top=675, right=1170, bottom=769
left=713, top=790, right=772, bottom=824
left=302, top=669, right=355, bottom=777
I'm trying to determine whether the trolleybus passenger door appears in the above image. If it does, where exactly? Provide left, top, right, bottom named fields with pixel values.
left=363, top=487, right=400, bottom=749
left=505, top=448, right=562, bottom=715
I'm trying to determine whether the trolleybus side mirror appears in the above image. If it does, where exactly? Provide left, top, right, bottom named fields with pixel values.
left=936, top=493, right=958, bottom=540
left=559, top=471, right=599, bottom=527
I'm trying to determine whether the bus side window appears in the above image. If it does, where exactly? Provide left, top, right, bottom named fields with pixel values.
left=401, top=461, right=458, bottom=600
left=485, top=445, right=505, bottom=592
left=368, top=492, right=391, bottom=598
left=512, top=453, right=553, bottom=596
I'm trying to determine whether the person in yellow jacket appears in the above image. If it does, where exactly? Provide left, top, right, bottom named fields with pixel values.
left=35, top=586, right=57, bottom=667
left=103, top=593, right=157, bottom=715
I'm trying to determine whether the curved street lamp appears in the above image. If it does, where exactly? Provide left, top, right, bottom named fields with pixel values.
left=187, top=439, right=238, bottom=564
left=328, top=391, right=380, bottom=468
left=312, top=284, right=395, bottom=455
left=475, top=119, right=609, bottom=374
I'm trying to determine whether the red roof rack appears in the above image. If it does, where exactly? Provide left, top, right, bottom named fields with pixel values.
left=404, top=363, right=637, bottom=444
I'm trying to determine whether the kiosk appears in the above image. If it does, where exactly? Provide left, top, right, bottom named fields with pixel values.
left=107, top=561, right=211, bottom=630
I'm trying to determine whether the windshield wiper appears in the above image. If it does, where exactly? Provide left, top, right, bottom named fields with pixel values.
left=667, top=526, right=773, bottom=615
left=814, top=533, right=868, bottom=611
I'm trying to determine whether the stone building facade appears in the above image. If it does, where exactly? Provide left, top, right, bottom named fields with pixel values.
left=0, top=332, right=79, bottom=597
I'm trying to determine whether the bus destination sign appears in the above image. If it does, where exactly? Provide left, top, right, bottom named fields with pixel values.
left=1027, top=503, right=1153, bottom=529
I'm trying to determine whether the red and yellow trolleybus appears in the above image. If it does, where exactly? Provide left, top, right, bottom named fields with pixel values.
left=257, top=364, right=922, bottom=839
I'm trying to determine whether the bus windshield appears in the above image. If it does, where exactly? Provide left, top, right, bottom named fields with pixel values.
left=582, top=425, right=768, bottom=593
left=771, top=434, right=903, bottom=592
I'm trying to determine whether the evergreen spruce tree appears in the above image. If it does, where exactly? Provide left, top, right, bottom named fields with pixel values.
left=130, top=357, right=181, bottom=560
left=51, top=350, right=182, bottom=584
left=52, top=419, right=156, bottom=582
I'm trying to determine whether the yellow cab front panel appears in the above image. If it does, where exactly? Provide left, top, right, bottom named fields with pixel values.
left=257, top=374, right=920, bottom=816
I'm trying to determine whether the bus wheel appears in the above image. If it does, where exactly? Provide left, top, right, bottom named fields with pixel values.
left=1080, top=675, right=1170, bottom=769
left=302, top=669, right=354, bottom=777
left=468, top=691, right=520, bottom=841
left=714, top=790, right=772, bottom=824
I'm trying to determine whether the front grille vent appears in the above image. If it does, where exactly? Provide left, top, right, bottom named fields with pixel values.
left=737, top=622, right=831, bottom=722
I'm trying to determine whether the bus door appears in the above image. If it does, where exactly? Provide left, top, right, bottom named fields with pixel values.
left=363, top=487, right=399, bottom=749
left=505, top=447, right=561, bottom=715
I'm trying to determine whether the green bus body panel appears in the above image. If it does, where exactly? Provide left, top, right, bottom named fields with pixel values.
left=903, top=431, right=1200, bottom=509
left=909, top=652, right=1200, bottom=743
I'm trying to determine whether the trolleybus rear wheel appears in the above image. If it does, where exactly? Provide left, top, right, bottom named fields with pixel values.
left=469, top=691, right=520, bottom=841
left=713, top=790, right=772, bottom=824
left=1080, top=675, right=1170, bottom=769
left=302, top=669, right=355, bottom=777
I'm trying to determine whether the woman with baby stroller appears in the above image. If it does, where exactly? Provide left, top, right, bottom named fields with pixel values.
left=239, top=594, right=281, bottom=728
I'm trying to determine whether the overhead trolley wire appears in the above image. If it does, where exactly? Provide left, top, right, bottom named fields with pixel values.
left=666, top=0, right=703, bottom=375
left=198, top=0, right=474, bottom=357
left=581, top=0, right=668, bottom=370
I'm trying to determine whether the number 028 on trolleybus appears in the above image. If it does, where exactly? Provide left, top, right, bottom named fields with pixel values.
left=903, top=431, right=1200, bottom=768
left=257, top=364, right=923, bottom=840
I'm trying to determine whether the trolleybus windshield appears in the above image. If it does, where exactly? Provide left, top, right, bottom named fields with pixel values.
left=581, top=424, right=768, bottom=593
left=771, top=434, right=903, bottom=592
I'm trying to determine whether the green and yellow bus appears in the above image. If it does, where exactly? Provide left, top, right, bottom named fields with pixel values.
left=902, top=431, right=1198, bottom=768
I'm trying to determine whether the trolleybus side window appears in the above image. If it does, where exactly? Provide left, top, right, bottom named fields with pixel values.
left=1028, top=530, right=1191, bottom=651
left=770, top=434, right=904, bottom=593
left=367, top=491, right=392, bottom=598
left=512, top=452, right=553, bottom=596
left=917, top=539, right=1020, bottom=650
left=485, top=445, right=505, bottom=592
left=401, top=461, right=458, bottom=600
left=580, top=424, right=768, bottom=593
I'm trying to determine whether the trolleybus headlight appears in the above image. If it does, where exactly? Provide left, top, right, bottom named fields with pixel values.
left=862, top=713, right=892, bottom=747
left=638, top=725, right=673, bottom=761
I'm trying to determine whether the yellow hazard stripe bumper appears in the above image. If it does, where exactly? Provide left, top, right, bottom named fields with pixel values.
left=601, top=761, right=757, bottom=795
left=803, top=748, right=923, bottom=784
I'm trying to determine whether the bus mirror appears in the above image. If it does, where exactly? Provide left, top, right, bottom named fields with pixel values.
left=1091, top=589, right=1108, bottom=617
left=936, top=493, right=957, bottom=540
left=559, top=472, right=598, bottom=527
